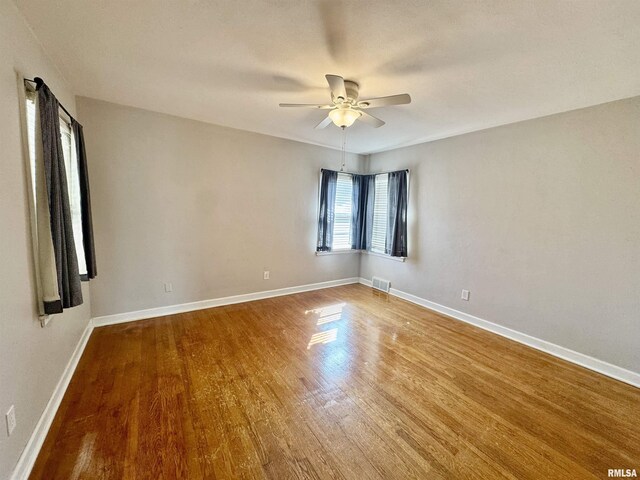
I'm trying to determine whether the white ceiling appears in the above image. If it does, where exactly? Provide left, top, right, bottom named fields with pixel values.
left=15, top=0, right=640, bottom=154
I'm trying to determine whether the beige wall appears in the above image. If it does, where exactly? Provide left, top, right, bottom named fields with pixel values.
left=76, top=97, right=363, bottom=318
left=0, top=1, right=91, bottom=477
left=361, top=96, right=640, bottom=373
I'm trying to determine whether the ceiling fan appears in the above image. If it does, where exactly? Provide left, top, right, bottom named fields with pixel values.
left=279, top=74, right=411, bottom=129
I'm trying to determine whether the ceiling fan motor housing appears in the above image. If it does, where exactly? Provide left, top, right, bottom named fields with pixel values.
left=333, top=80, right=359, bottom=103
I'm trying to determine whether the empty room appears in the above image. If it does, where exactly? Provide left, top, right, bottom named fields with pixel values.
left=1, top=0, right=639, bottom=479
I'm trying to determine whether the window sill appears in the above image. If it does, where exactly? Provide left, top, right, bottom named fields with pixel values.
left=315, top=249, right=406, bottom=262
left=363, top=250, right=406, bottom=262
left=315, top=249, right=361, bottom=256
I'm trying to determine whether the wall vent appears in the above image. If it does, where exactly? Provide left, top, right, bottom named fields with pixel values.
left=371, top=276, right=391, bottom=293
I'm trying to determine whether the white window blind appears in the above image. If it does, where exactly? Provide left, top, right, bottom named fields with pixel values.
left=26, top=92, right=37, bottom=206
left=332, top=173, right=353, bottom=250
left=371, top=173, right=389, bottom=253
left=60, top=119, right=87, bottom=275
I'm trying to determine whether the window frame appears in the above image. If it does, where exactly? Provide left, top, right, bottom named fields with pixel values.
left=370, top=172, right=389, bottom=255
left=331, top=172, right=355, bottom=251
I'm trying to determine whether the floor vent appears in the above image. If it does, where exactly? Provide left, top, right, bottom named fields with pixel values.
left=371, top=276, right=391, bottom=293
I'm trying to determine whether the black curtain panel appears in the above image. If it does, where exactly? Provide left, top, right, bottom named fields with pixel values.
left=38, top=83, right=83, bottom=311
left=364, top=174, right=375, bottom=251
left=351, top=174, right=363, bottom=250
left=71, top=119, right=97, bottom=280
left=317, top=169, right=338, bottom=251
left=351, top=174, right=375, bottom=250
left=386, top=170, right=409, bottom=257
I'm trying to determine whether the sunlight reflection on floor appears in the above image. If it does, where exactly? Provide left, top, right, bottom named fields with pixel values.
left=316, top=312, right=342, bottom=325
left=306, top=302, right=345, bottom=327
left=307, top=328, right=338, bottom=349
left=304, top=303, right=347, bottom=349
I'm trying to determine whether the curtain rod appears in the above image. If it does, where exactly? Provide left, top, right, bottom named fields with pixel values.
left=24, top=77, right=75, bottom=122
left=321, top=168, right=409, bottom=176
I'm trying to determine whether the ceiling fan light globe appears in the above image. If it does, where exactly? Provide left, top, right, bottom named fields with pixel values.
left=329, top=108, right=361, bottom=128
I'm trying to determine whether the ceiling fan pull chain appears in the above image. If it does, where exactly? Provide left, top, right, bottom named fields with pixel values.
left=340, top=126, right=347, bottom=172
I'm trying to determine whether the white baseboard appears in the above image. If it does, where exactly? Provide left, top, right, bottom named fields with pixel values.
left=359, top=278, right=640, bottom=388
left=92, top=277, right=360, bottom=327
left=10, top=320, right=94, bottom=480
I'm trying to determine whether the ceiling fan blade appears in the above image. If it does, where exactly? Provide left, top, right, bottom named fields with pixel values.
left=314, top=115, right=333, bottom=129
left=279, top=103, right=333, bottom=109
left=358, top=111, right=385, bottom=128
left=325, top=74, right=347, bottom=102
left=318, top=0, right=347, bottom=63
left=357, top=94, right=411, bottom=109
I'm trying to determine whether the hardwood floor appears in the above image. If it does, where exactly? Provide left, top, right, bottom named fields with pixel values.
left=31, top=284, right=639, bottom=479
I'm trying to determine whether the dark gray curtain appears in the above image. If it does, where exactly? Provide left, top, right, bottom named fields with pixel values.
left=38, top=84, right=83, bottom=312
left=317, top=169, right=338, bottom=251
left=386, top=170, right=409, bottom=257
left=71, top=120, right=97, bottom=280
left=351, top=174, right=374, bottom=250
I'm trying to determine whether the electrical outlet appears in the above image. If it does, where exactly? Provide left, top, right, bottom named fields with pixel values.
left=164, top=282, right=173, bottom=293
left=263, top=271, right=270, bottom=280
left=6, top=405, right=16, bottom=436
left=461, top=289, right=470, bottom=301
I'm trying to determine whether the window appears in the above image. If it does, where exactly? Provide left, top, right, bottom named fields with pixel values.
left=317, top=169, right=407, bottom=258
left=371, top=173, right=389, bottom=253
left=25, top=91, right=37, bottom=206
left=332, top=173, right=353, bottom=250
left=25, top=91, right=87, bottom=275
